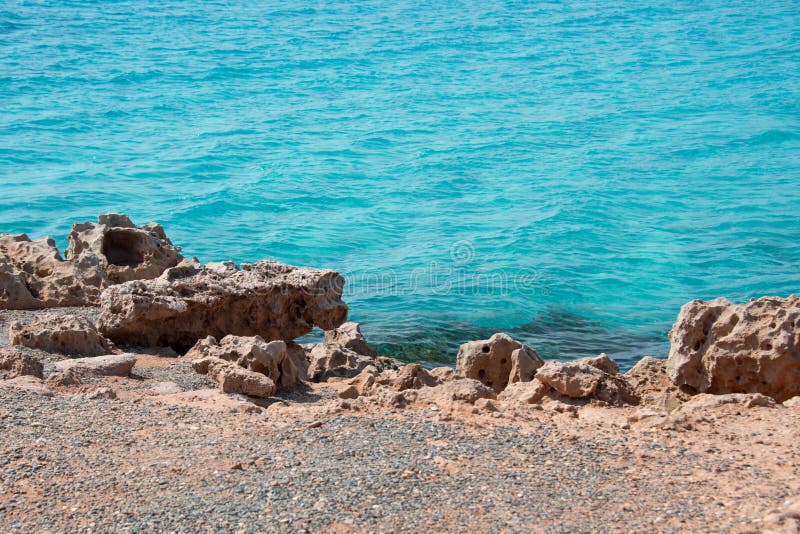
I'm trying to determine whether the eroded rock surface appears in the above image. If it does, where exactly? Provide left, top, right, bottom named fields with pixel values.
left=324, top=321, right=377, bottom=357
left=0, top=234, right=106, bottom=308
left=54, top=353, right=136, bottom=376
left=98, top=260, right=348, bottom=349
left=415, top=378, right=497, bottom=405
left=0, top=348, right=43, bottom=379
left=456, top=333, right=543, bottom=393
left=307, top=344, right=376, bottom=382
left=195, top=357, right=276, bottom=398
left=10, top=314, right=112, bottom=356
left=624, top=356, right=688, bottom=411
left=667, top=296, right=800, bottom=402
left=186, top=335, right=301, bottom=389
left=66, top=214, right=183, bottom=284
left=534, top=354, right=637, bottom=405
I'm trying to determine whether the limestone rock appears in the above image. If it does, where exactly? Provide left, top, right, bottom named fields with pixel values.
left=324, top=321, right=377, bottom=357
left=45, top=368, right=83, bottom=387
left=0, top=234, right=107, bottom=308
left=199, top=357, right=276, bottom=398
left=497, top=379, right=549, bottom=404
left=307, top=343, right=375, bottom=382
left=784, top=396, right=800, bottom=408
left=378, top=364, right=439, bottom=391
left=346, top=367, right=378, bottom=397
left=186, top=335, right=301, bottom=389
left=416, top=378, right=497, bottom=405
left=429, top=367, right=456, bottom=382
left=54, top=353, right=136, bottom=376
left=98, top=260, right=348, bottom=349
left=535, top=360, right=605, bottom=398
left=456, top=333, right=543, bottom=393
left=676, top=392, right=777, bottom=414
left=66, top=213, right=183, bottom=284
left=0, top=348, right=43, bottom=379
left=624, top=356, right=689, bottom=411
left=10, top=314, right=112, bottom=356
left=667, top=296, right=800, bottom=402
left=535, top=354, right=637, bottom=405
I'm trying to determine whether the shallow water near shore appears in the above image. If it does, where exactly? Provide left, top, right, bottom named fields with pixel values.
left=2, top=1, right=800, bottom=367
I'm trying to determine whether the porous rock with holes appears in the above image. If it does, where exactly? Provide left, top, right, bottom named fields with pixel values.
left=667, top=296, right=800, bottom=402
left=66, top=213, right=183, bottom=284
left=97, top=260, right=349, bottom=350
left=0, top=233, right=107, bottom=308
left=455, top=333, right=544, bottom=393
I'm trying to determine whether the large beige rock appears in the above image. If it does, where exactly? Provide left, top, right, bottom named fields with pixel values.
left=54, top=353, right=136, bottom=376
left=98, top=260, right=348, bottom=349
left=324, top=322, right=377, bottom=357
left=624, top=356, right=689, bottom=411
left=0, top=348, right=43, bottom=379
left=416, top=378, right=497, bottom=405
left=199, top=357, right=276, bottom=398
left=497, top=379, right=549, bottom=404
left=10, top=314, right=112, bottom=356
left=535, top=354, right=636, bottom=405
left=307, top=343, right=375, bottom=382
left=0, top=234, right=107, bottom=308
left=455, top=333, right=543, bottom=393
left=186, top=335, right=301, bottom=389
left=667, top=296, right=800, bottom=402
left=377, top=364, right=439, bottom=391
left=66, top=214, right=183, bottom=284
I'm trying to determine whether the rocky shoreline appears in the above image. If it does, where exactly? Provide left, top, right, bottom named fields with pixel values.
left=1, top=215, right=799, bottom=532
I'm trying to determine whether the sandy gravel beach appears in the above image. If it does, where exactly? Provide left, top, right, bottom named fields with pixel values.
left=2, top=308, right=800, bottom=533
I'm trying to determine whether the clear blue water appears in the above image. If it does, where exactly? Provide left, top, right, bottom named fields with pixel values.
left=2, top=1, right=799, bottom=367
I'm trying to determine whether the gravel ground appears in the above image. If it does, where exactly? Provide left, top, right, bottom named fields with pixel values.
left=1, top=385, right=795, bottom=533
left=1, top=307, right=798, bottom=532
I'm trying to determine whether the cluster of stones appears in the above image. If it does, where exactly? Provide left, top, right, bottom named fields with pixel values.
left=2, top=214, right=799, bottom=411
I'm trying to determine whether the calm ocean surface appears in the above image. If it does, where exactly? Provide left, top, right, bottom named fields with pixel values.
left=1, top=1, right=799, bottom=366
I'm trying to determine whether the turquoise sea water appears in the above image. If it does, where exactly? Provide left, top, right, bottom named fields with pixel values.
left=1, top=1, right=799, bottom=367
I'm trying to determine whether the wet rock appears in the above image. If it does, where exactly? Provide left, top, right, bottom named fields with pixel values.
left=667, top=296, right=800, bottom=402
left=324, top=321, right=377, bottom=357
left=97, top=260, right=348, bottom=349
left=66, top=213, right=183, bottom=284
left=416, top=378, right=497, bottom=405
left=10, top=313, right=112, bottom=356
left=186, top=335, right=301, bottom=389
left=54, top=353, right=136, bottom=376
left=456, top=333, right=543, bottom=393
left=0, top=348, right=43, bottom=379
left=197, top=357, right=276, bottom=398
left=0, top=233, right=107, bottom=308
left=624, top=356, right=688, bottom=411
